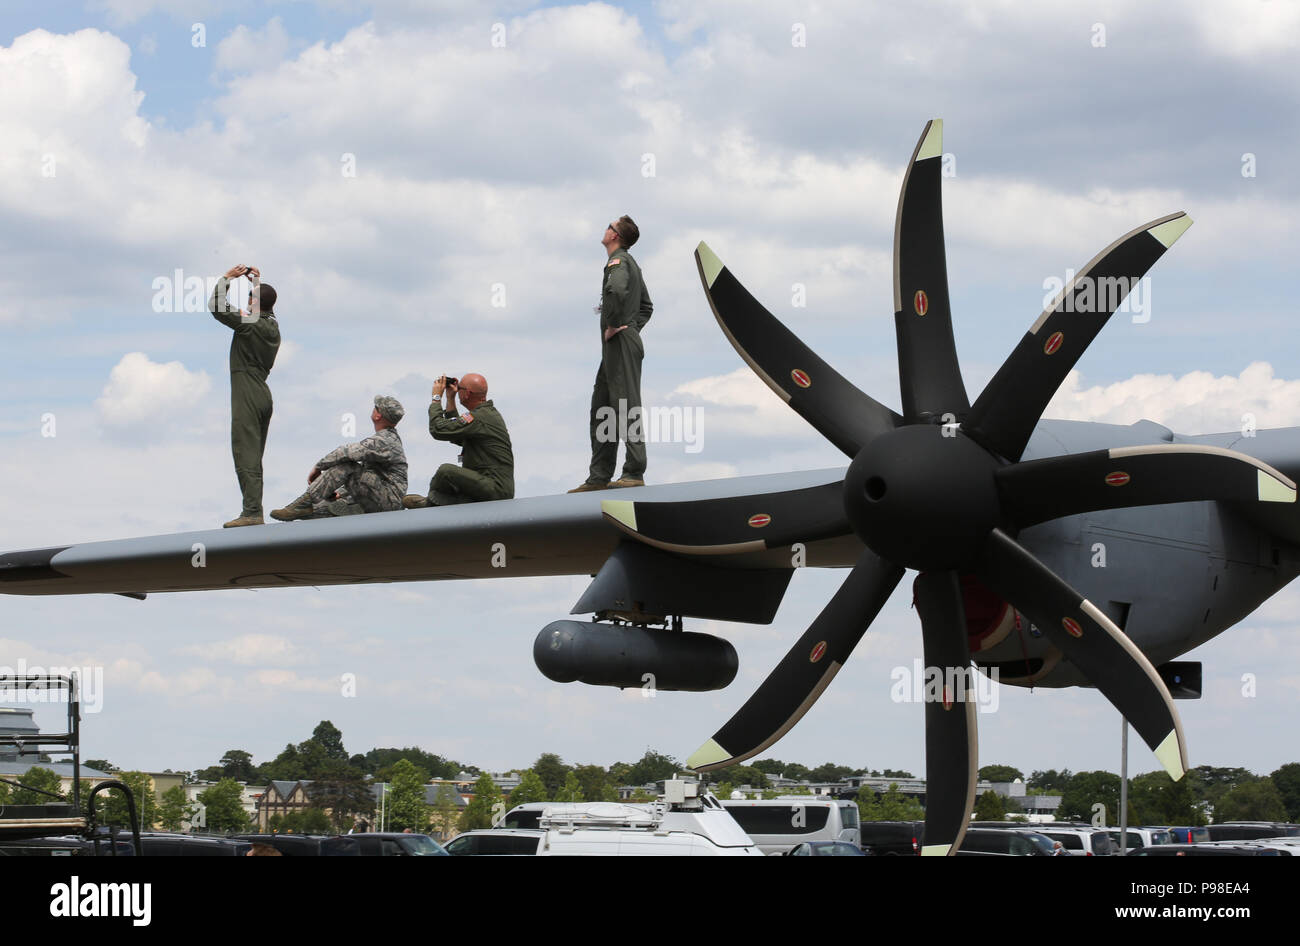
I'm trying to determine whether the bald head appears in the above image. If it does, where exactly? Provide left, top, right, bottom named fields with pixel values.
left=459, top=372, right=488, bottom=408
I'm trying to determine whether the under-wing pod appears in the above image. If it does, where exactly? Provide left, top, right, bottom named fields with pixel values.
left=533, top=620, right=738, bottom=692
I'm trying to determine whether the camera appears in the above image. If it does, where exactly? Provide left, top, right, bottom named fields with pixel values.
left=444, top=377, right=458, bottom=388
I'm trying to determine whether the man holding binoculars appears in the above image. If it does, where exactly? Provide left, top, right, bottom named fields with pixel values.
left=403, top=372, right=515, bottom=508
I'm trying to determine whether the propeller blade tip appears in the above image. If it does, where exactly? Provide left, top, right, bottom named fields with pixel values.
left=917, top=118, right=943, bottom=160
left=920, top=843, right=953, bottom=856
left=1258, top=469, right=1297, bottom=503
left=600, top=499, right=637, bottom=531
left=696, top=242, right=724, bottom=288
left=1154, top=730, right=1187, bottom=781
left=1149, top=213, right=1193, bottom=249
left=686, top=738, right=732, bottom=771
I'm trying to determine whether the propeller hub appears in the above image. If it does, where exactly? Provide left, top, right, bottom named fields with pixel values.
left=844, top=425, right=1002, bottom=571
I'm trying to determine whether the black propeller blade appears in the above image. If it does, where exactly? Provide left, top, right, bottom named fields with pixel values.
left=600, top=483, right=850, bottom=555
left=998, top=444, right=1296, bottom=529
left=894, top=118, right=969, bottom=423
left=686, top=550, right=903, bottom=771
left=695, top=243, right=900, bottom=458
left=963, top=212, right=1193, bottom=462
left=975, top=528, right=1188, bottom=779
left=914, top=570, right=978, bottom=857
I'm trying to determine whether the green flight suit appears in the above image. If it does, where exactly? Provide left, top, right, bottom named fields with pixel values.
left=209, top=277, right=280, bottom=517
left=428, top=399, right=515, bottom=502
left=586, top=248, right=653, bottom=485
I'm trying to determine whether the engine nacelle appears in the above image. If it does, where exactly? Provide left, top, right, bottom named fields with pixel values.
left=533, top=620, right=738, bottom=692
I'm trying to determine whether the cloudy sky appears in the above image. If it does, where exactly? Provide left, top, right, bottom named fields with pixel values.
left=1, top=0, right=1297, bottom=782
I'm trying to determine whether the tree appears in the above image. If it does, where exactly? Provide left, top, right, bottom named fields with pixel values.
left=1129, top=770, right=1203, bottom=826
left=431, top=783, right=460, bottom=839
left=623, top=749, right=680, bottom=787
left=311, top=721, right=348, bottom=762
left=299, top=808, right=332, bottom=834
left=12, top=767, right=63, bottom=805
left=858, top=783, right=924, bottom=821
left=508, top=770, right=549, bottom=808
left=197, top=778, right=251, bottom=833
left=721, top=764, right=768, bottom=790
left=808, top=763, right=855, bottom=783
left=574, top=764, right=618, bottom=802
left=83, top=759, right=117, bottom=774
left=386, top=759, right=431, bottom=832
left=753, top=759, right=810, bottom=780
left=459, top=773, right=504, bottom=831
left=366, top=747, right=461, bottom=782
left=974, top=789, right=1006, bottom=821
left=1215, top=778, right=1288, bottom=822
left=1187, top=765, right=1256, bottom=814
left=1058, top=771, right=1126, bottom=825
left=308, top=766, right=375, bottom=832
left=158, top=784, right=197, bottom=832
left=532, top=753, right=570, bottom=797
left=262, top=743, right=307, bottom=783
left=979, top=765, right=1024, bottom=783
left=555, top=771, right=584, bottom=802
left=1269, top=763, right=1300, bottom=822
left=879, top=769, right=914, bottom=779
left=1027, top=769, right=1073, bottom=795
left=97, top=771, right=160, bottom=829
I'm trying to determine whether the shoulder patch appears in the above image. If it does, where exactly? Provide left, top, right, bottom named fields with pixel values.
left=606, top=258, right=621, bottom=267
left=460, top=412, right=474, bottom=423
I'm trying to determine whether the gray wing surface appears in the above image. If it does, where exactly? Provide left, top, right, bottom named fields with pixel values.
left=0, top=470, right=847, bottom=597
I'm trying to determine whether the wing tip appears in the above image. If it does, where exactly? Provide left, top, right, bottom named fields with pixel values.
left=600, top=499, right=638, bottom=532
left=1154, top=729, right=1187, bottom=781
left=1258, top=469, right=1297, bottom=503
left=920, top=843, right=953, bottom=857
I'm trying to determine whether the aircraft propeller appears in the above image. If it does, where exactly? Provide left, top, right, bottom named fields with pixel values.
left=602, top=120, right=1295, bottom=855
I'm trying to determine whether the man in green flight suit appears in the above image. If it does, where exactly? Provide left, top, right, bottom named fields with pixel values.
left=402, top=372, right=514, bottom=507
left=209, top=263, right=279, bottom=527
left=569, top=214, right=652, bottom=493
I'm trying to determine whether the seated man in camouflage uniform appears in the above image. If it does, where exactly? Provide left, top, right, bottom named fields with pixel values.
left=271, top=396, right=408, bottom=520
left=402, top=373, right=514, bottom=507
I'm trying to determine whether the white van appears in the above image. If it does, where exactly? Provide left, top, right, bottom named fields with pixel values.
left=720, top=796, right=861, bottom=854
left=484, top=782, right=761, bottom=856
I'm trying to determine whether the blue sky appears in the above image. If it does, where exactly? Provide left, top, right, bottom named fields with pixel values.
left=1, top=0, right=1298, bottom=781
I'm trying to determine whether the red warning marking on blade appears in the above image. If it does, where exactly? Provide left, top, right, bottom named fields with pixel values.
left=810, top=641, right=827, bottom=663
left=913, top=289, right=928, bottom=316
left=791, top=369, right=811, bottom=388
left=1043, top=331, right=1064, bottom=355
left=747, top=513, right=771, bottom=528
left=1105, top=471, right=1131, bottom=487
left=942, top=686, right=953, bottom=710
left=1062, top=617, right=1083, bottom=638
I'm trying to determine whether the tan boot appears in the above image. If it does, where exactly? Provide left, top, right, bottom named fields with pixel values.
left=223, top=514, right=265, bottom=528
left=402, top=494, right=430, bottom=509
left=567, top=481, right=609, bottom=493
left=270, top=495, right=316, bottom=521
left=609, top=477, right=645, bottom=489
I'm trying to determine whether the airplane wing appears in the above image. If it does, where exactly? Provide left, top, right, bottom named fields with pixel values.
left=0, top=469, right=847, bottom=597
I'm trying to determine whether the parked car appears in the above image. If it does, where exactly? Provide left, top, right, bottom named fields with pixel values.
left=232, top=834, right=360, bottom=856
left=956, top=828, right=1058, bottom=856
left=1106, top=827, right=1172, bottom=850
left=1132, top=843, right=1292, bottom=856
left=785, top=841, right=868, bottom=856
left=1205, top=822, right=1300, bottom=841
left=351, top=832, right=448, bottom=856
left=1160, top=826, right=1211, bottom=844
left=858, top=820, right=924, bottom=855
left=1036, top=826, right=1116, bottom=856
left=133, top=833, right=251, bottom=856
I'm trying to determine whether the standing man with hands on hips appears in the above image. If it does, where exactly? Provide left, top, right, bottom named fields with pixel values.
left=570, top=214, right=653, bottom=493
left=209, top=262, right=279, bottom=527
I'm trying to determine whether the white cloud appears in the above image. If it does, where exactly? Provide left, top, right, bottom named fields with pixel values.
left=215, top=17, right=291, bottom=73
left=1044, top=362, right=1300, bottom=434
left=182, top=633, right=306, bottom=666
left=96, top=352, right=211, bottom=428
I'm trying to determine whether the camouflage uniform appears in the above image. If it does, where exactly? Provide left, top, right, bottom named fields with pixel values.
left=307, top=426, right=408, bottom=514
left=585, top=248, right=653, bottom=485
left=427, top=400, right=515, bottom=502
left=210, top=276, right=280, bottom=517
